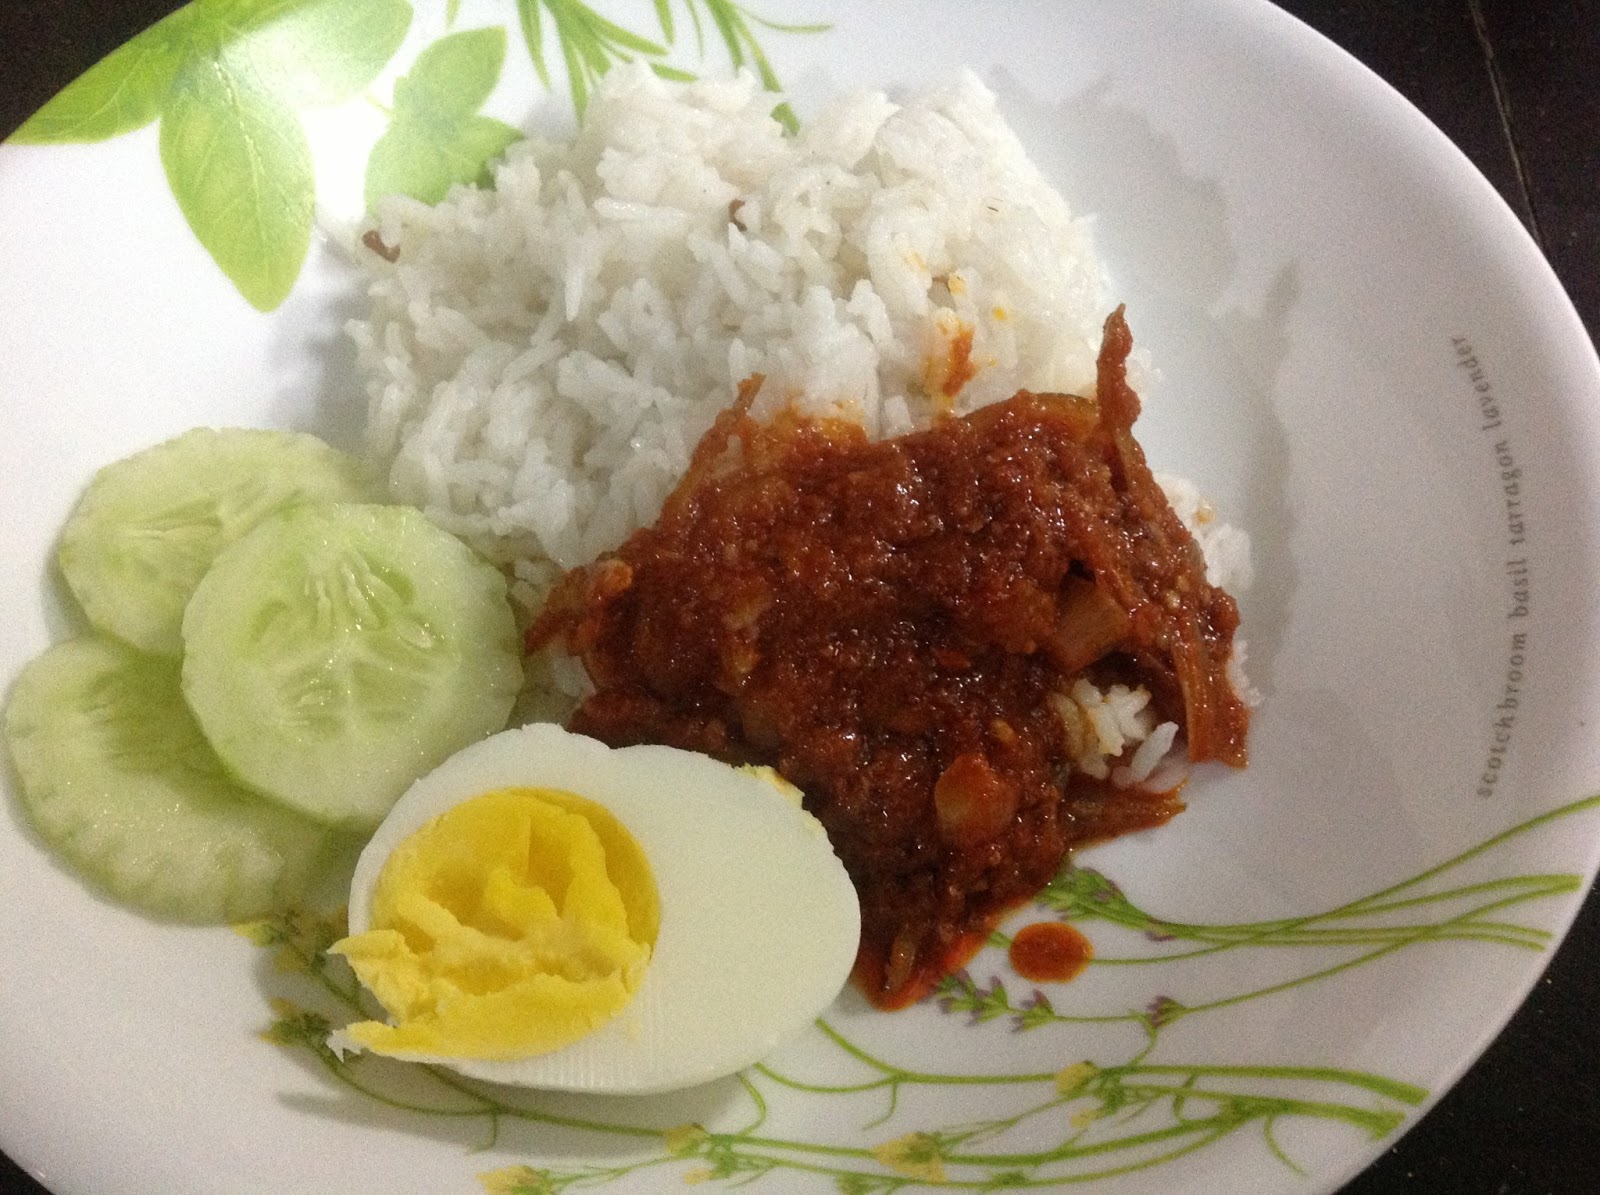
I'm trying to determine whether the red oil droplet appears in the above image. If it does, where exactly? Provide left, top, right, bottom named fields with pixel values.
left=1009, top=921, right=1092, bottom=983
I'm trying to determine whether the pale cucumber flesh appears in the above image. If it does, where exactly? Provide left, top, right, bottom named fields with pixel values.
left=57, top=427, right=379, bottom=656
left=3, top=636, right=335, bottom=922
left=182, top=503, right=522, bottom=830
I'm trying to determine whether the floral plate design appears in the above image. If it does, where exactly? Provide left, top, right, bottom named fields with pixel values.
left=3, top=2, right=1600, bottom=1193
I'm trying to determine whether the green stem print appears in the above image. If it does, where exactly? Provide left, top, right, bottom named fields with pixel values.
left=241, top=794, right=1600, bottom=1191
left=675, top=0, right=831, bottom=131
left=938, top=795, right=1600, bottom=1038
left=12, top=0, right=413, bottom=310
left=515, top=0, right=673, bottom=116
left=513, top=0, right=829, bottom=130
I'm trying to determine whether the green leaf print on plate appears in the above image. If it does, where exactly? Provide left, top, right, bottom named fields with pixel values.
left=239, top=0, right=414, bottom=107
left=9, top=0, right=829, bottom=308
left=12, top=0, right=412, bottom=311
left=365, top=27, right=522, bottom=210
left=9, top=9, right=195, bottom=143
left=159, top=55, right=315, bottom=313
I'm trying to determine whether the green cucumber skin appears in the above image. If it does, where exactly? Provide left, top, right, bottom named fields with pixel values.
left=57, top=427, right=380, bottom=657
left=181, top=503, right=522, bottom=831
left=3, top=636, right=335, bottom=923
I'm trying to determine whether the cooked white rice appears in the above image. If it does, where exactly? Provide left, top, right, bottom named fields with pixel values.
left=349, top=64, right=1250, bottom=779
left=352, top=65, right=1112, bottom=602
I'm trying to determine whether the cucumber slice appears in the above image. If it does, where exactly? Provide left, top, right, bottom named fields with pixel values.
left=58, top=427, right=380, bottom=657
left=181, top=503, right=522, bottom=830
left=3, top=636, right=335, bottom=922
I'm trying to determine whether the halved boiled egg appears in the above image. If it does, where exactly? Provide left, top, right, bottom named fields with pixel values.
left=328, top=722, right=860, bottom=1094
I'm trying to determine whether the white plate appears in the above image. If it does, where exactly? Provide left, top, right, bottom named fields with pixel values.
left=4, top=2, right=1599, bottom=1192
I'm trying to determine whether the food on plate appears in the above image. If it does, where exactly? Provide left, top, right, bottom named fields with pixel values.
left=531, top=309, right=1250, bottom=1007
left=350, top=66, right=1252, bottom=1009
left=329, top=722, right=859, bottom=1094
left=57, top=427, right=379, bottom=657
left=182, top=502, right=522, bottom=830
left=335, top=784, right=657, bottom=1062
left=4, top=430, right=523, bottom=918
left=2, top=636, right=333, bottom=921
left=351, top=66, right=1113, bottom=619
left=4, top=60, right=1247, bottom=1055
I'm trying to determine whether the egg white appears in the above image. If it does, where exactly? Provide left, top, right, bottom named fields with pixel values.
left=337, top=721, right=861, bottom=1094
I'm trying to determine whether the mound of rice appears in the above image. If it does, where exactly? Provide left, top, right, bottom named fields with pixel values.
left=351, top=65, right=1114, bottom=605
left=350, top=64, right=1252, bottom=775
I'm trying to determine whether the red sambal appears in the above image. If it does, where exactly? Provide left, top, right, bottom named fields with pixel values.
left=529, top=307, right=1249, bottom=1008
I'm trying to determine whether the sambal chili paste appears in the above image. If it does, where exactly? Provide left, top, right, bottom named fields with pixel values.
left=529, top=308, right=1249, bottom=1009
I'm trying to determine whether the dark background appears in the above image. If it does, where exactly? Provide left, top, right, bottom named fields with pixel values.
left=1, top=2, right=1597, bottom=1192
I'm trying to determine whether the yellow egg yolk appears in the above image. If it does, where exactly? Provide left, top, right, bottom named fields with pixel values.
left=331, top=786, right=659, bottom=1061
